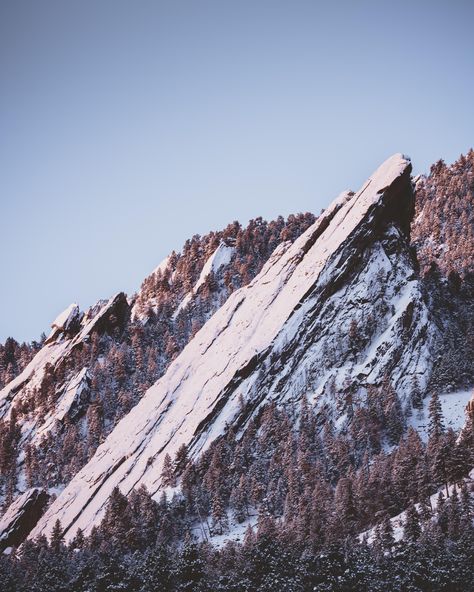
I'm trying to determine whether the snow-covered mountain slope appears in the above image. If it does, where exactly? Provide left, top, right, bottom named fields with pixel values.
left=29, top=153, right=439, bottom=542
left=408, top=389, right=473, bottom=442
left=0, top=293, right=128, bottom=442
left=31, top=368, right=90, bottom=446
left=131, top=240, right=236, bottom=323
left=361, top=467, right=474, bottom=545
left=173, top=241, right=235, bottom=319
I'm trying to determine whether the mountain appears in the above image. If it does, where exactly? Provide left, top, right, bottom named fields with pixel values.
left=0, top=212, right=315, bottom=547
left=24, top=153, right=437, bottom=542
left=1, top=152, right=473, bottom=592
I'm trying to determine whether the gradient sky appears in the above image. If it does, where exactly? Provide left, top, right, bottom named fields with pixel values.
left=1, top=0, right=473, bottom=343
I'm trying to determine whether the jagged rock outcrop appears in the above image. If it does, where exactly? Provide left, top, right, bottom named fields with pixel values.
left=0, top=292, right=129, bottom=422
left=0, top=295, right=131, bottom=545
left=31, top=367, right=91, bottom=445
left=28, top=154, right=438, bottom=542
left=45, top=303, right=83, bottom=344
left=0, top=488, right=50, bottom=552
left=131, top=240, right=236, bottom=323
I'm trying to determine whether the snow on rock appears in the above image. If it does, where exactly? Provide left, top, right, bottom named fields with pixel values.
left=46, top=303, right=83, bottom=344
left=0, top=340, right=71, bottom=420
left=173, top=241, right=235, bottom=318
left=132, top=241, right=236, bottom=323
left=0, top=295, right=129, bottom=541
left=131, top=256, right=171, bottom=321
left=51, top=303, right=81, bottom=332
left=32, top=368, right=90, bottom=445
left=0, top=294, right=128, bottom=425
left=0, top=488, right=50, bottom=552
left=28, top=153, right=436, bottom=543
left=193, top=241, right=235, bottom=293
left=152, top=255, right=171, bottom=277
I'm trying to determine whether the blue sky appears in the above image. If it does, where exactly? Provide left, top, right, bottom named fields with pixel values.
left=1, top=0, right=473, bottom=342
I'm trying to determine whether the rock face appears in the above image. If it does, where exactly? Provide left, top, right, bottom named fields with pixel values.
left=131, top=240, right=237, bottom=323
left=28, top=154, right=438, bottom=542
left=31, top=368, right=91, bottom=445
left=0, top=488, right=50, bottom=552
left=0, top=294, right=131, bottom=547
left=0, top=292, right=130, bottom=422
left=46, top=303, right=83, bottom=344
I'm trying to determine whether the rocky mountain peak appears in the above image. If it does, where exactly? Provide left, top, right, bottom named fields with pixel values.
left=27, top=153, right=436, bottom=543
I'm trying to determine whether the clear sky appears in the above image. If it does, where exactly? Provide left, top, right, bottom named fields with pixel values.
left=1, top=0, right=473, bottom=343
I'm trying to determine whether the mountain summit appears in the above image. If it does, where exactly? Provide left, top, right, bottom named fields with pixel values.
left=26, top=153, right=437, bottom=542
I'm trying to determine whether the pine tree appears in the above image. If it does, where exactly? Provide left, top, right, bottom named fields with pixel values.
left=176, top=540, right=205, bottom=592
left=135, top=546, right=173, bottom=592
left=71, top=527, right=85, bottom=550
left=411, top=375, right=423, bottom=410
left=243, top=523, right=256, bottom=547
left=230, top=474, right=249, bottom=523
left=101, top=486, right=130, bottom=548
left=382, top=380, right=404, bottom=445
left=374, top=513, right=394, bottom=553
left=403, top=503, right=421, bottom=543
left=50, top=519, right=64, bottom=553
left=211, top=490, right=228, bottom=535
left=447, top=486, right=461, bottom=540
left=459, top=481, right=473, bottom=523
left=445, top=429, right=466, bottom=484
left=436, top=491, right=448, bottom=534
left=175, top=444, right=189, bottom=473
left=456, top=413, right=474, bottom=477
left=428, top=391, right=444, bottom=440
left=431, top=435, right=451, bottom=496
left=256, top=506, right=277, bottom=540
left=331, top=476, right=358, bottom=538
left=161, top=453, right=176, bottom=487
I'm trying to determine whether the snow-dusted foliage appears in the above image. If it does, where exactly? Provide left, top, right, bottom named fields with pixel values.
left=412, top=149, right=474, bottom=277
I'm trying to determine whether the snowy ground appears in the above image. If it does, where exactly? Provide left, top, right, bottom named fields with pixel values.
left=408, top=389, right=472, bottom=441
left=362, top=468, right=474, bottom=544
left=192, top=511, right=258, bottom=548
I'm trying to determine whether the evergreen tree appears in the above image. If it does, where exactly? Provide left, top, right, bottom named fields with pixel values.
left=211, top=490, right=229, bottom=535
left=403, top=503, right=421, bottom=543
left=71, top=528, right=85, bottom=550
left=428, top=391, right=444, bottom=440
left=382, top=380, right=404, bottom=445
left=448, top=485, right=461, bottom=540
left=374, top=513, right=394, bottom=553
left=50, top=519, right=64, bottom=553
left=436, top=491, right=448, bottom=533
left=161, top=453, right=176, bottom=487
left=176, top=540, right=206, bottom=592
left=135, top=545, right=174, bottom=592
left=411, top=375, right=423, bottom=410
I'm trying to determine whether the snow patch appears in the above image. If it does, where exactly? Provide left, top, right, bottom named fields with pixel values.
left=408, top=389, right=473, bottom=442
left=362, top=468, right=474, bottom=544
left=152, top=255, right=171, bottom=277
